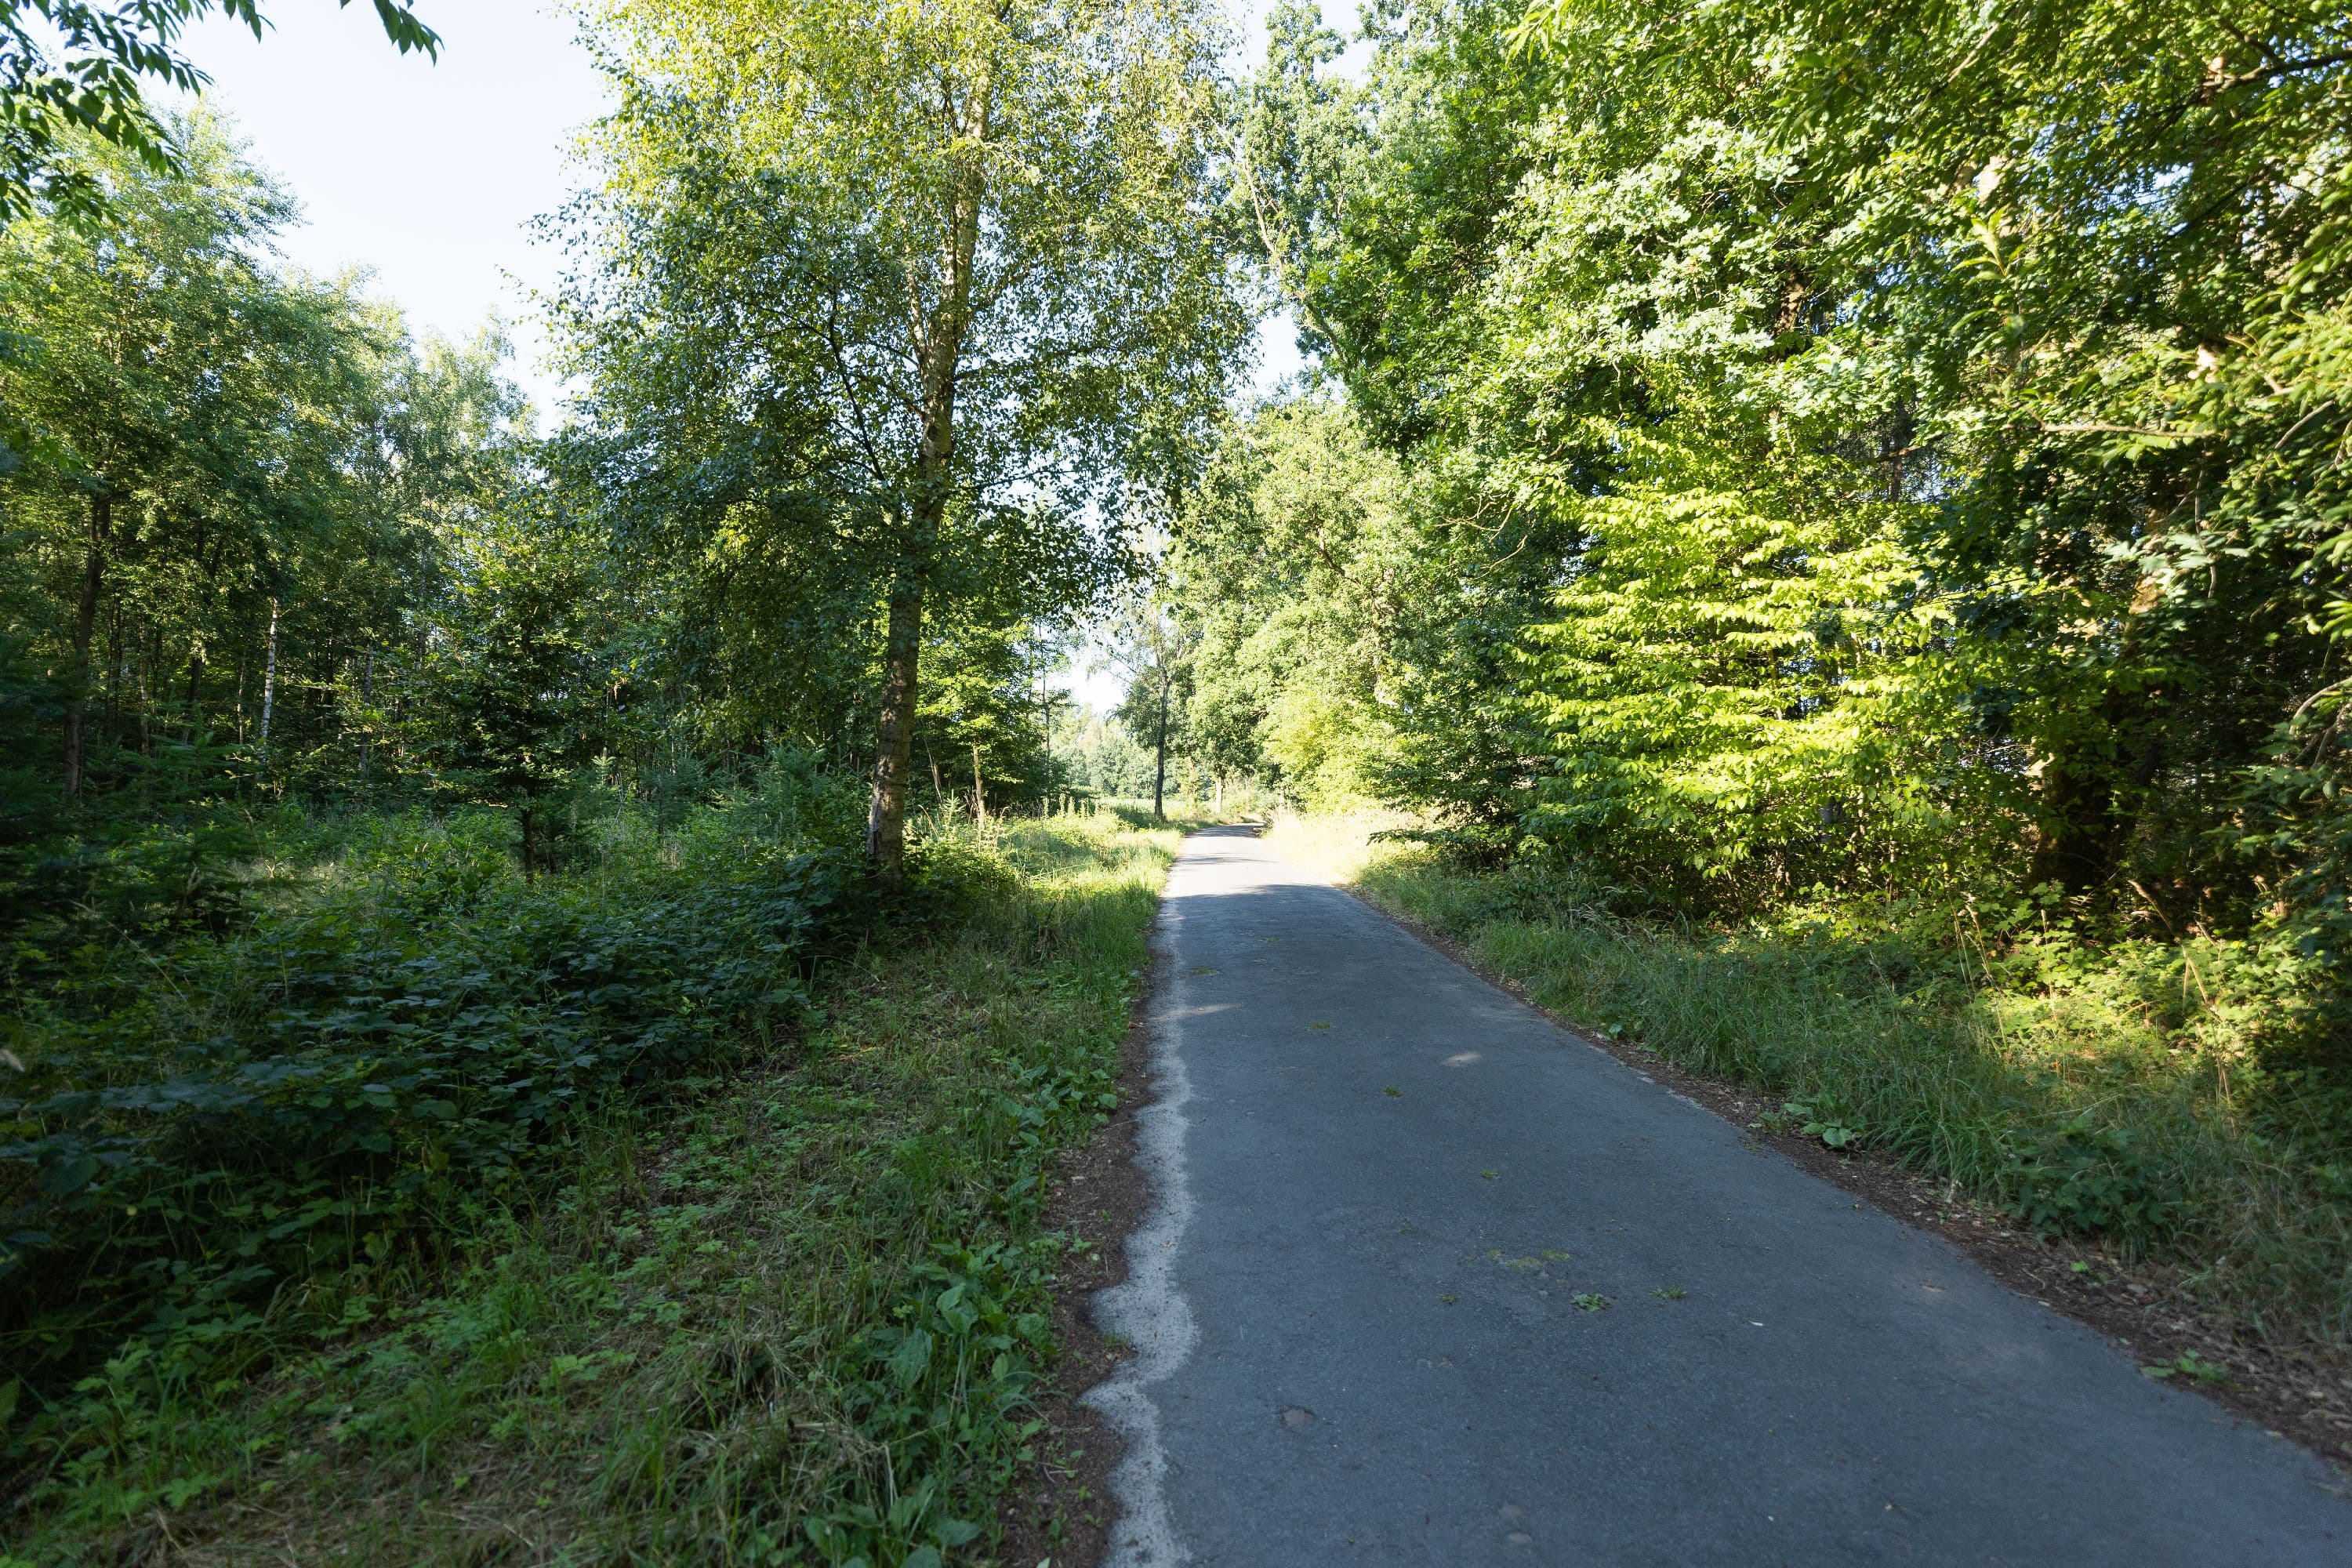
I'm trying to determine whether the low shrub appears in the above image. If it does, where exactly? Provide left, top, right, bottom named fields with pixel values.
left=0, top=795, right=929, bottom=1468
left=2, top=806, right=1178, bottom=1565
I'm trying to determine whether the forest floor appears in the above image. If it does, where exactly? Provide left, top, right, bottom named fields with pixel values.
left=1073, top=824, right=2351, bottom=1564
left=7, top=808, right=1189, bottom=1567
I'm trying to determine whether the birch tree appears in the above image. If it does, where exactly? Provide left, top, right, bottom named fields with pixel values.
left=568, top=0, right=1249, bottom=884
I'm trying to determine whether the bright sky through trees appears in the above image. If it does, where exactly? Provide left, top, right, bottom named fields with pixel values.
left=176, top=1, right=608, bottom=416
left=173, top=0, right=1334, bottom=423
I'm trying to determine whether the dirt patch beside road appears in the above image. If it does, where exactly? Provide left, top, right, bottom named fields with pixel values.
left=999, top=938, right=1160, bottom=1566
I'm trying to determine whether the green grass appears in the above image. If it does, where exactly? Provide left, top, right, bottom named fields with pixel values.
left=1270, top=813, right=2352, bottom=1358
left=5, top=810, right=1182, bottom=1566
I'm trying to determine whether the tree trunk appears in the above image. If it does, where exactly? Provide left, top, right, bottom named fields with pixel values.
left=259, top=597, right=281, bottom=768
left=2030, top=691, right=2161, bottom=895
left=866, top=575, right=924, bottom=885
left=971, top=739, right=988, bottom=826
left=863, top=49, right=991, bottom=886
left=927, top=744, right=945, bottom=804
left=61, top=492, right=111, bottom=800
left=2030, top=753, right=2118, bottom=895
left=134, top=635, right=152, bottom=756
left=103, top=605, right=122, bottom=753
left=1152, top=675, right=1169, bottom=820
left=1882, top=399, right=1915, bottom=504
left=358, top=644, right=375, bottom=786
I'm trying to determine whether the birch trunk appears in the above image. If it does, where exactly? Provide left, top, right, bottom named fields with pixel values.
left=358, top=644, right=376, bottom=786
left=1152, top=674, right=1169, bottom=819
left=259, top=597, right=281, bottom=767
left=864, top=53, right=993, bottom=886
left=60, top=492, right=111, bottom=800
left=866, top=575, right=924, bottom=880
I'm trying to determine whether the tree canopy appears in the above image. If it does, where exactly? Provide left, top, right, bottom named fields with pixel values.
left=564, top=0, right=1250, bottom=878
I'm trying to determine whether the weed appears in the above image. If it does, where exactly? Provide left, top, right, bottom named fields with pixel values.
left=1781, top=1097, right=1867, bottom=1151
left=1573, top=1294, right=1610, bottom=1312
left=2008, top=1117, right=2176, bottom=1245
left=1496, top=1249, right=1571, bottom=1272
left=2142, top=1352, right=2230, bottom=1385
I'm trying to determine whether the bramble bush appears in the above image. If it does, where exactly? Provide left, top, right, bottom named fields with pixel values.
left=0, top=763, right=967, bottom=1478
left=0, top=804, right=1174, bottom=1564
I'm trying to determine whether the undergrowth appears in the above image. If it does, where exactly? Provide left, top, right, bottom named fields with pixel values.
left=1269, top=812, right=2352, bottom=1357
left=3, top=785, right=1182, bottom=1565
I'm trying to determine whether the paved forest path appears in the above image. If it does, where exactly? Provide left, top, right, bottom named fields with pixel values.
left=1082, top=827, right=2352, bottom=1567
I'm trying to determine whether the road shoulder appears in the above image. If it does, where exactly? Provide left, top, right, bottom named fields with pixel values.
left=1325, top=867, right=2352, bottom=1480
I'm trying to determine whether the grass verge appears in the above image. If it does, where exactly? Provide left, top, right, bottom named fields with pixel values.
left=1267, top=813, right=2352, bottom=1377
left=6, top=811, right=1181, bottom=1566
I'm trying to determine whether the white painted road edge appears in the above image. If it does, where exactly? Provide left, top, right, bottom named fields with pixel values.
left=1081, top=906, right=1200, bottom=1568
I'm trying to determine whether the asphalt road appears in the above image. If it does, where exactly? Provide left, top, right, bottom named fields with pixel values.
left=1082, top=826, right=2352, bottom=1567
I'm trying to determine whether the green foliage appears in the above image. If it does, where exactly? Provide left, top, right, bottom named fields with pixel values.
left=0, top=114, right=535, bottom=830
left=1776, top=1097, right=1867, bottom=1152
left=416, top=498, right=613, bottom=877
left=916, top=619, right=1069, bottom=817
left=2143, top=1351, right=2230, bottom=1385
left=1166, top=397, right=1417, bottom=808
left=1055, top=706, right=1159, bottom=800
left=1494, top=0, right=2352, bottom=915
left=2009, top=1117, right=2180, bottom=1242
left=0, top=787, right=880, bottom=1442
left=3, top=809, right=1178, bottom=1565
left=1203, top=0, right=2352, bottom=1113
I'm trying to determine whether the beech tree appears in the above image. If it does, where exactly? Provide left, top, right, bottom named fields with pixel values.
left=2, top=120, right=383, bottom=798
left=568, top=0, right=1249, bottom=884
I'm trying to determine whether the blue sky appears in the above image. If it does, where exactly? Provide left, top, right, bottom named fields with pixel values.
left=180, top=1, right=608, bottom=416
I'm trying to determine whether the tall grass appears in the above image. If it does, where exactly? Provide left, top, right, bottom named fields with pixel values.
left=4, top=797, right=1181, bottom=1566
left=1271, top=813, right=2352, bottom=1355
